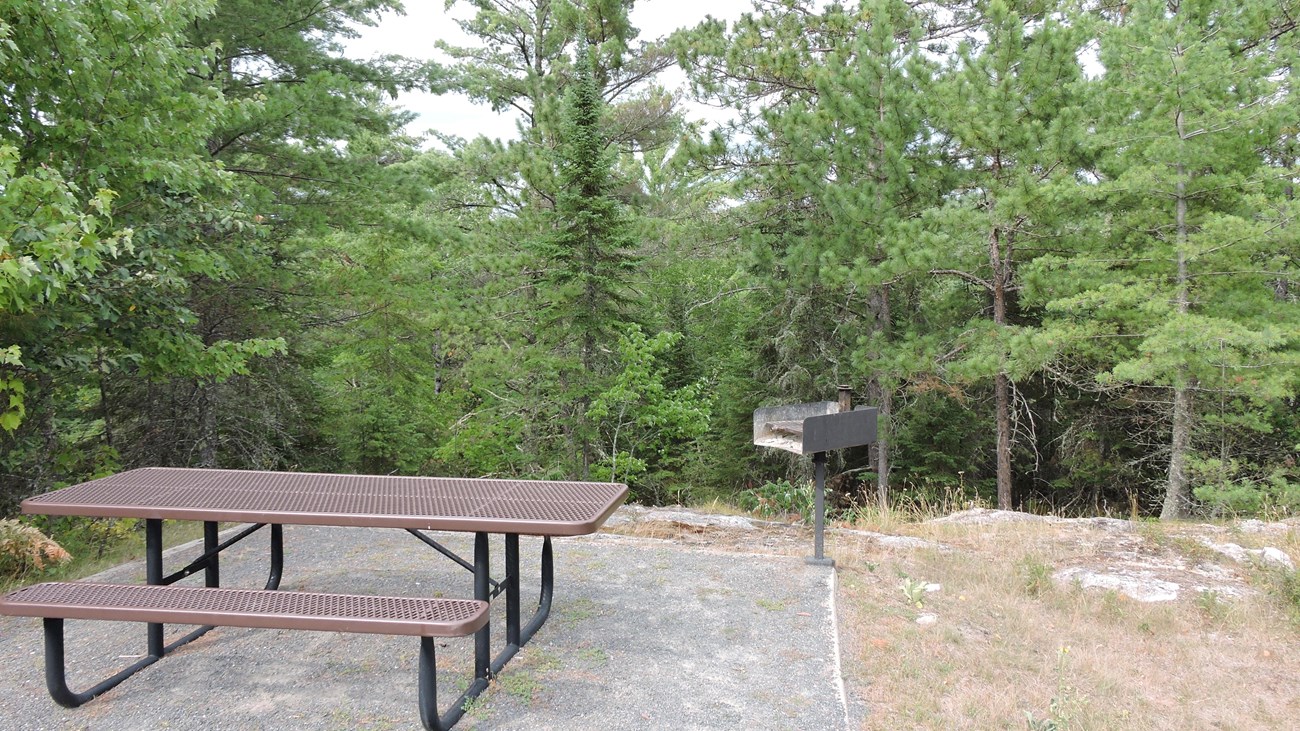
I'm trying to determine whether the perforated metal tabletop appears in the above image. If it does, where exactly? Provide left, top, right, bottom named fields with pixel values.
left=23, top=468, right=629, bottom=536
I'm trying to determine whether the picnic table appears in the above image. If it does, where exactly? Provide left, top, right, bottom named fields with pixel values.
left=0, top=467, right=628, bottom=730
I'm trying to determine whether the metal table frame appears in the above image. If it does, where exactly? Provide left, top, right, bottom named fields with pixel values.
left=19, top=468, right=627, bottom=729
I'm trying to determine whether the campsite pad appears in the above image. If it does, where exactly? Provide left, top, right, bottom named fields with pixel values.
left=0, top=523, right=847, bottom=730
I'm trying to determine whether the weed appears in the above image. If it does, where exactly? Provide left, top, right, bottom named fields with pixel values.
left=500, top=672, right=542, bottom=702
left=756, top=597, right=787, bottom=612
left=576, top=646, right=608, bottom=665
left=1024, top=646, right=1080, bottom=730
left=737, top=479, right=815, bottom=523
left=0, top=519, right=71, bottom=583
left=849, top=478, right=980, bottom=528
left=900, top=577, right=927, bottom=608
left=1136, top=520, right=1170, bottom=550
left=1099, top=589, right=1125, bottom=619
left=1017, top=554, right=1054, bottom=597
left=557, top=597, right=596, bottom=626
left=1196, top=590, right=1232, bottom=624
left=1255, top=564, right=1300, bottom=625
left=1171, top=536, right=1218, bottom=564
left=460, top=694, right=488, bottom=718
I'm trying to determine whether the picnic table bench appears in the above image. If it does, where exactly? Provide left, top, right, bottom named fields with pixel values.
left=0, top=467, right=628, bottom=730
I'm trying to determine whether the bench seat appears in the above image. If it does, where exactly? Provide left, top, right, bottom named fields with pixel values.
left=1, top=582, right=490, bottom=729
left=0, top=582, right=488, bottom=637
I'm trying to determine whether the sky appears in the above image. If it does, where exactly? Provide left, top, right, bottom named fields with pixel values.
left=344, top=0, right=757, bottom=143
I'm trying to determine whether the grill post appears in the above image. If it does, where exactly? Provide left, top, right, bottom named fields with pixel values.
left=807, top=451, right=833, bottom=566
left=753, top=386, right=877, bottom=568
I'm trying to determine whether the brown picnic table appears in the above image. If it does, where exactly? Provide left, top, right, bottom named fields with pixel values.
left=0, top=467, right=628, bottom=730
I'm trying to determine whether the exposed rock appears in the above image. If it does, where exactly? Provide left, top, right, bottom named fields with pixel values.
left=1191, top=584, right=1246, bottom=598
left=915, top=613, right=938, bottom=626
left=927, top=509, right=1134, bottom=531
left=833, top=528, right=947, bottom=551
left=607, top=505, right=764, bottom=531
left=1198, top=539, right=1296, bottom=570
left=1075, top=517, right=1135, bottom=532
left=1053, top=567, right=1181, bottom=602
left=1259, top=547, right=1296, bottom=569
left=928, top=508, right=1055, bottom=525
left=640, top=509, right=757, bottom=531
left=1237, top=519, right=1294, bottom=535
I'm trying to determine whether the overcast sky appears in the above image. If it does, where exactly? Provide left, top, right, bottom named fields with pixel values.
left=345, top=0, right=756, bottom=143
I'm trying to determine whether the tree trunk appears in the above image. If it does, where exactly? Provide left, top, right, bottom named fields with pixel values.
left=98, top=358, right=114, bottom=455
left=32, top=377, right=57, bottom=496
left=869, top=90, right=893, bottom=510
left=877, top=385, right=892, bottom=510
left=579, top=330, right=594, bottom=480
left=994, top=372, right=1013, bottom=510
left=990, top=219, right=1014, bottom=510
left=196, top=381, right=218, bottom=469
left=875, top=285, right=892, bottom=510
left=1163, top=378, right=1196, bottom=519
left=1162, top=159, right=1193, bottom=519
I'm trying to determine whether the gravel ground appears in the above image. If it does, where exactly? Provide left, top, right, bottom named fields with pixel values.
left=0, top=522, right=847, bottom=731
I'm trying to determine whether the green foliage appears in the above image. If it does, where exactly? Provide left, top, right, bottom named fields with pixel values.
left=1255, top=564, right=1300, bottom=626
left=737, top=479, right=815, bottom=524
left=0, top=142, right=131, bottom=431
left=587, top=325, right=712, bottom=498
left=899, top=576, right=928, bottom=608
left=539, top=46, right=639, bottom=355
left=4, top=0, right=1298, bottom=526
left=1191, top=457, right=1300, bottom=517
left=1018, top=554, right=1054, bottom=597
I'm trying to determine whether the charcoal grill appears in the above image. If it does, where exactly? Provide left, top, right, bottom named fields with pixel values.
left=754, top=387, right=878, bottom=565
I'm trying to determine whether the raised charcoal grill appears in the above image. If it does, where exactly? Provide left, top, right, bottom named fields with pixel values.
left=753, top=387, right=878, bottom=565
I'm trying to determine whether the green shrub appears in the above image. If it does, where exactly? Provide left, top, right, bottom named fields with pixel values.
left=737, top=479, right=815, bottom=523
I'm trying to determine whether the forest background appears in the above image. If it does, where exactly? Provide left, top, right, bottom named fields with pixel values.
left=2, top=0, right=1298, bottom=540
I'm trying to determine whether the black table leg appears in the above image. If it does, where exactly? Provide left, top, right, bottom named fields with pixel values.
left=204, top=521, right=219, bottom=587
left=266, top=523, right=283, bottom=589
left=505, top=534, right=520, bottom=647
left=519, top=536, right=553, bottom=646
left=473, top=531, right=490, bottom=680
left=145, top=519, right=164, bottom=658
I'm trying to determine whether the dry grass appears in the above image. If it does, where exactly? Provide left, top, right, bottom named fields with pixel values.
left=617, top=499, right=1297, bottom=728
left=830, top=521, right=1300, bottom=730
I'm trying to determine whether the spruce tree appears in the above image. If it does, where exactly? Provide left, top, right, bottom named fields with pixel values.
left=539, top=43, right=640, bottom=478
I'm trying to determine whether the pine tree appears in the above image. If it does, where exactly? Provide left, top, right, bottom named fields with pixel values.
left=897, top=0, right=1087, bottom=509
left=1037, top=0, right=1300, bottom=518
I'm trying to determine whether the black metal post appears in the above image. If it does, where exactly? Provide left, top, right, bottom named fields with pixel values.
left=517, top=536, right=553, bottom=648
left=145, top=519, right=164, bottom=656
left=473, top=531, right=490, bottom=680
left=42, top=618, right=159, bottom=709
left=806, top=452, right=834, bottom=567
left=504, top=534, right=520, bottom=647
left=203, top=521, right=219, bottom=587
left=265, top=523, right=284, bottom=590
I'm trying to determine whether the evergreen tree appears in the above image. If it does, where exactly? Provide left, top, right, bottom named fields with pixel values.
left=539, top=43, right=640, bottom=477
left=1035, top=0, right=1300, bottom=518
left=897, top=0, right=1086, bottom=509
